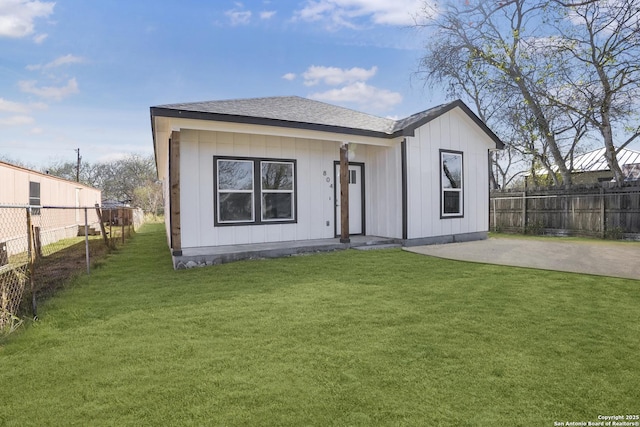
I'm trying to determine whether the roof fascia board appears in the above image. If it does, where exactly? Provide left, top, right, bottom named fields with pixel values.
left=156, top=116, right=402, bottom=147
left=400, top=100, right=504, bottom=149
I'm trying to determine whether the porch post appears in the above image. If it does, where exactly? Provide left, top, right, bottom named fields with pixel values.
left=340, top=142, right=350, bottom=243
left=170, top=131, right=182, bottom=255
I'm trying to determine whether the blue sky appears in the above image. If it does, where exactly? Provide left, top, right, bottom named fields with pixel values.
left=0, top=0, right=444, bottom=168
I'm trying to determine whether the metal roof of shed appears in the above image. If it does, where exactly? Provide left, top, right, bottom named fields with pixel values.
left=571, top=148, right=640, bottom=172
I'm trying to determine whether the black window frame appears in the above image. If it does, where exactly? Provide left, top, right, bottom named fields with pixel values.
left=29, top=181, right=41, bottom=216
left=213, top=156, right=297, bottom=226
left=439, top=149, right=464, bottom=219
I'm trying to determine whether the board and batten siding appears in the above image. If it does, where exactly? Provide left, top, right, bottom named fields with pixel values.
left=178, top=129, right=343, bottom=249
left=362, top=144, right=403, bottom=239
left=405, top=109, right=493, bottom=239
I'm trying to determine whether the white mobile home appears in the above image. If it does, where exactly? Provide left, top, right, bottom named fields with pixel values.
left=0, top=161, right=102, bottom=256
left=150, top=96, right=503, bottom=268
left=0, top=161, right=101, bottom=208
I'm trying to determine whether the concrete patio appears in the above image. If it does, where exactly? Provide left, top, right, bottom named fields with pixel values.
left=404, top=237, right=640, bottom=280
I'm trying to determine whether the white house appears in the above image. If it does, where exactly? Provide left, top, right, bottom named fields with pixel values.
left=150, top=96, right=503, bottom=268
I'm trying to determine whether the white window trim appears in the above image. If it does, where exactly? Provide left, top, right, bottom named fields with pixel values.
left=440, top=150, right=464, bottom=218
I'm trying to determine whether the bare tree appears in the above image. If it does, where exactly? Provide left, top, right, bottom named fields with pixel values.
left=133, top=181, right=163, bottom=218
left=45, top=160, right=96, bottom=186
left=416, top=0, right=576, bottom=186
left=0, top=155, right=38, bottom=170
left=544, top=0, right=640, bottom=184
left=417, top=0, right=640, bottom=187
left=45, top=154, right=160, bottom=212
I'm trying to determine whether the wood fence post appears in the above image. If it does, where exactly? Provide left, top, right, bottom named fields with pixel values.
left=121, top=208, right=125, bottom=245
left=33, top=226, right=42, bottom=259
left=492, top=197, right=497, bottom=232
left=95, top=204, right=110, bottom=248
left=521, top=191, right=527, bottom=234
left=600, top=187, right=606, bottom=239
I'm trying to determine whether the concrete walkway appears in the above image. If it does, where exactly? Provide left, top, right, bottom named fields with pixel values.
left=404, top=237, right=640, bottom=280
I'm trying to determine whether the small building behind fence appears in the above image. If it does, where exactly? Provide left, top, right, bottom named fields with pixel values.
left=526, top=148, right=640, bottom=187
left=101, top=199, right=134, bottom=226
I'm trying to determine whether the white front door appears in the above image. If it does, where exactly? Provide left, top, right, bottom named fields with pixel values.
left=335, top=163, right=363, bottom=235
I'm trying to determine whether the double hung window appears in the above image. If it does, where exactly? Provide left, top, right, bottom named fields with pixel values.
left=261, top=161, right=294, bottom=221
left=217, top=159, right=254, bottom=223
left=440, top=150, right=463, bottom=218
left=215, top=157, right=296, bottom=225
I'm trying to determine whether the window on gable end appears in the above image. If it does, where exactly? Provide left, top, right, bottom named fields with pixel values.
left=440, top=150, right=463, bottom=218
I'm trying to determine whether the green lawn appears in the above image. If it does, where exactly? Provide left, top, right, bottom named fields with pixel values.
left=1, top=223, right=639, bottom=426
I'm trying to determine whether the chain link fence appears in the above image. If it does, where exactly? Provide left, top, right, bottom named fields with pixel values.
left=1, top=205, right=143, bottom=335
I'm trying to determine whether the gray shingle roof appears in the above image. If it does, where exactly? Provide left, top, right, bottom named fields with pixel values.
left=151, top=95, right=503, bottom=147
left=154, top=96, right=395, bottom=134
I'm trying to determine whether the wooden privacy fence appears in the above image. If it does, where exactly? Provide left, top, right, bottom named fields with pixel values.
left=490, top=185, right=640, bottom=239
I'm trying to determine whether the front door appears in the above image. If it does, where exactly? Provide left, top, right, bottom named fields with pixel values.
left=335, top=163, right=364, bottom=236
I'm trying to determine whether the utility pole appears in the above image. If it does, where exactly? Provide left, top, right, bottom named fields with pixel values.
left=75, top=148, right=81, bottom=182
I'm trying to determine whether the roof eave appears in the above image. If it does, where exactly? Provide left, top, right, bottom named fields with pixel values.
left=150, top=107, right=395, bottom=140
left=396, top=99, right=505, bottom=149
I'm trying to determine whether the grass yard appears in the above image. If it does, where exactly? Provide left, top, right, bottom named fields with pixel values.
left=1, top=223, right=639, bottom=426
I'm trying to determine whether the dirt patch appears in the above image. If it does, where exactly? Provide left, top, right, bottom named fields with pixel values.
left=19, top=238, right=113, bottom=315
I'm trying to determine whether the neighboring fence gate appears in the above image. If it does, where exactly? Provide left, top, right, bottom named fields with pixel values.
left=0, top=205, right=143, bottom=334
left=490, top=185, right=640, bottom=239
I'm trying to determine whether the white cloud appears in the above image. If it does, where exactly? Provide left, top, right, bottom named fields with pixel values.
left=26, top=54, right=85, bottom=71
left=0, top=97, right=47, bottom=113
left=521, top=36, right=574, bottom=52
left=33, top=32, right=47, bottom=43
left=0, top=0, right=55, bottom=38
left=282, top=72, right=296, bottom=81
left=295, top=1, right=334, bottom=23
left=18, top=78, right=79, bottom=101
left=0, top=97, right=29, bottom=113
left=303, top=65, right=377, bottom=86
left=309, top=81, right=402, bottom=111
left=0, top=115, right=35, bottom=126
left=225, top=8, right=252, bottom=25
left=260, top=10, right=276, bottom=20
left=293, top=0, right=434, bottom=29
